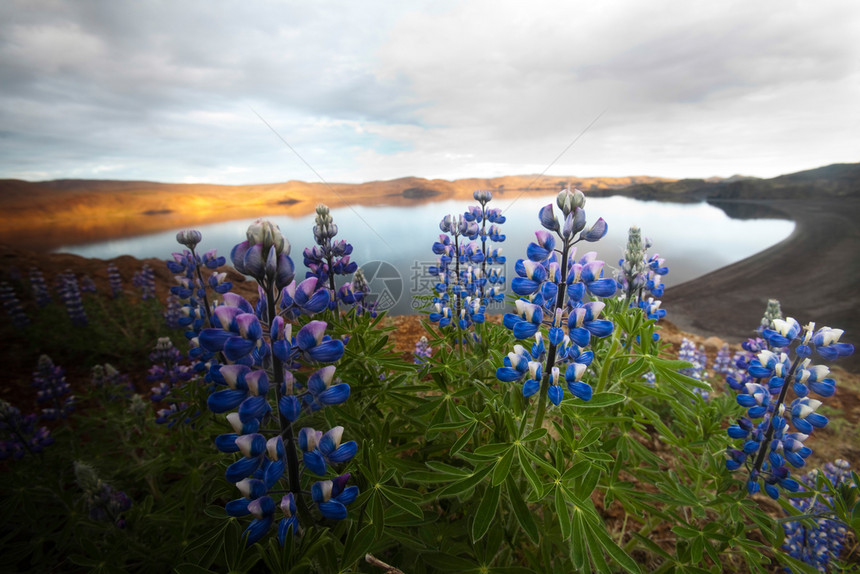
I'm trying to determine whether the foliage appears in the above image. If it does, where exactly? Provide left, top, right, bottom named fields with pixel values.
left=0, top=189, right=857, bottom=573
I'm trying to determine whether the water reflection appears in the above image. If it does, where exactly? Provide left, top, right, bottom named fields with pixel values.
left=54, top=195, right=794, bottom=315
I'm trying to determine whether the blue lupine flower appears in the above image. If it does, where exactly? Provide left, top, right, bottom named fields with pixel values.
left=413, top=336, right=432, bottom=364
left=278, top=493, right=298, bottom=544
left=29, top=267, right=53, bottom=306
left=56, top=270, right=88, bottom=326
left=147, top=337, right=194, bottom=404
left=0, top=281, right=29, bottom=328
left=33, top=355, right=74, bottom=421
left=782, top=460, right=854, bottom=571
left=74, top=461, right=132, bottom=528
left=132, top=264, right=156, bottom=300
left=497, top=188, right=614, bottom=411
left=91, top=363, right=133, bottom=400
left=0, top=399, right=53, bottom=460
left=302, top=205, right=361, bottom=310
left=726, top=318, right=853, bottom=499
left=312, top=473, right=359, bottom=520
left=299, top=426, right=358, bottom=476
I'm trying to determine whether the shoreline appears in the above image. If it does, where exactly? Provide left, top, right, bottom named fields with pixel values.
left=664, top=198, right=860, bottom=372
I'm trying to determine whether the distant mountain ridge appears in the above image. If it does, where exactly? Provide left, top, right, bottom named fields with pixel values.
left=0, top=162, right=857, bottom=251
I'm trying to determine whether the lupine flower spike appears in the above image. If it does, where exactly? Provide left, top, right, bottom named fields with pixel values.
left=0, top=399, right=53, bottom=460
left=33, top=355, right=74, bottom=420
left=497, top=188, right=614, bottom=428
left=726, top=318, right=854, bottom=499
left=303, top=205, right=360, bottom=310
left=194, top=219, right=358, bottom=546
left=0, top=281, right=29, bottom=328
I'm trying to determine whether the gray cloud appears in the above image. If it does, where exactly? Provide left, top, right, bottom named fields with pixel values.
left=0, top=0, right=857, bottom=183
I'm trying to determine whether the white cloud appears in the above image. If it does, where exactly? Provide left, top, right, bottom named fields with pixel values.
left=0, top=0, right=857, bottom=183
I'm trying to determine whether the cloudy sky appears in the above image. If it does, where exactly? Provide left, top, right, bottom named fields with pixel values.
left=1, top=0, right=858, bottom=184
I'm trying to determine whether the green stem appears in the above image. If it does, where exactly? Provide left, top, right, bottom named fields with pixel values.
left=595, top=333, right=620, bottom=395
left=266, top=282, right=313, bottom=525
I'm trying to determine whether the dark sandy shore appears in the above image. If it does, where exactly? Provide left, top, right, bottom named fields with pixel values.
left=665, top=199, right=860, bottom=371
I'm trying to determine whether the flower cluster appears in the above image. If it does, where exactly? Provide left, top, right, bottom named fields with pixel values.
left=191, top=220, right=358, bottom=546
left=148, top=337, right=194, bottom=409
left=0, top=280, right=29, bottom=328
left=91, top=363, right=133, bottom=401
left=33, top=355, right=74, bottom=421
left=106, top=263, right=123, bottom=298
left=56, top=270, right=88, bottom=326
left=678, top=339, right=710, bottom=400
left=428, top=190, right=507, bottom=335
left=165, top=231, right=233, bottom=371
left=413, top=336, right=432, bottom=364
left=782, top=459, right=855, bottom=571
left=759, top=298, right=783, bottom=333
left=0, top=399, right=53, bottom=460
left=725, top=318, right=854, bottom=499
left=616, top=226, right=668, bottom=303
left=74, top=461, right=132, bottom=528
left=497, top=188, right=613, bottom=424
left=29, top=267, right=52, bottom=307
left=132, top=264, right=156, bottom=300
left=303, top=205, right=360, bottom=309
left=80, top=275, right=97, bottom=294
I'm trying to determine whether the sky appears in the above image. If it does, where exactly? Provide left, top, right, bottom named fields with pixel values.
left=1, top=0, right=858, bottom=185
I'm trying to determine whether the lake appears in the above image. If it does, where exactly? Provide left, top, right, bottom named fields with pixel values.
left=54, top=195, right=794, bottom=315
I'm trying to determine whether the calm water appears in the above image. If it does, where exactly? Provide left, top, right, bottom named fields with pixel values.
left=55, top=195, right=794, bottom=315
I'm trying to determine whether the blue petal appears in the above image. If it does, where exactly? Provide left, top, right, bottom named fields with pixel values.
left=303, top=450, right=328, bottom=475
left=585, top=320, right=614, bottom=338
left=279, top=395, right=302, bottom=422
left=215, top=433, right=240, bottom=453
left=327, top=441, right=358, bottom=463
left=567, top=381, right=593, bottom=401
left=238, top=395, right=270, bottom=422
left=226, top=455, right=263, bottom=483
left=199, top=329, right=233, bottom=352
left=319, top=383, right=351, bottom=406
left=522, top=379, right=540, bottom=397
left=208, top=389, right=247, bottom=413
left=511, top=277, right=540, bottom=296
left=548, top=386, right=563, bottom=406
left=226, top=498, right=251, bottom=517
left=224, top=336, right=256, bottom=362
left=307, top=339, right=345, bottom=363
left=512, top=322, right=539, bottom=340
left=496, top=367, right=524, bottom=382
left=587, top=278, right=617, bottom=298
left=318, top=500, right=348, bottom=520
left=569, top=327, right=590, bottom=348
left=243, top=515, right=274, bottom=546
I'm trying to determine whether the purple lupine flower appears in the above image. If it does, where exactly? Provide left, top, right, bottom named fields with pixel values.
left=33, top=355, right=74, bottom=420
left=74, top=461, right=132, bottom=528
left=106, top=263, right=123, bottom=298
left=148, top=337, right=194, bottom=398
left=0, top=399, right=53, bottom=460
left=199, top=218, right=357, bottom=546
left=91, top=364, right=133, bottom=401
left=497, top=188, right=614, bottom=416
left=678, top=338, right=709, bottom=400
left=413, top=336, right=432, bottom=364
left=56, top=270, right=88, bottom=326
left=312, top=473, right=359, bottom=520
left=80, top=275, right=97, bottom=294
left=0, top=281, right=29, bottom=328
left=29, top=268, right=52, bottom=307
left=616, top=227, right=668, bottom=310
left=132, top=264, right=156, bottom=300
left=163, top=294, right=183, bottom=329
left=782, top=459, right=854, bottom=571
left=726, top=319, right=853, bottom=499
left=303, top=204, right=358, bottom=309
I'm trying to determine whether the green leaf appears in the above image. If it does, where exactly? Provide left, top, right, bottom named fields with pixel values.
left=521, top=428, right=548, bottom=442
left=555, top=486, right=572, bottom=540
left=475, top=442, right=513, bottom=456
left=450, top=422, right=477, bottom=456
left=472, top=484, right=501, bottom=541
left=492, top=447, right=516, bottom=487
left=587, top=517, right=641, bottom=574
left=341, top=525, right=376, bottom=569
left=505, top=474, right=539, bottom=543
left=174, top=564, right=219, bottom=574
left=381, top=488, right=424, bottom=520
left=574, top=392, right=626, bottom=408
left=517, top=448, right=544, bottom=499
left=428, top=420, right=473, bottom=434
left=434, top=464, right=493, bottom=498
left=372, top=491, right=385, bottom=538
